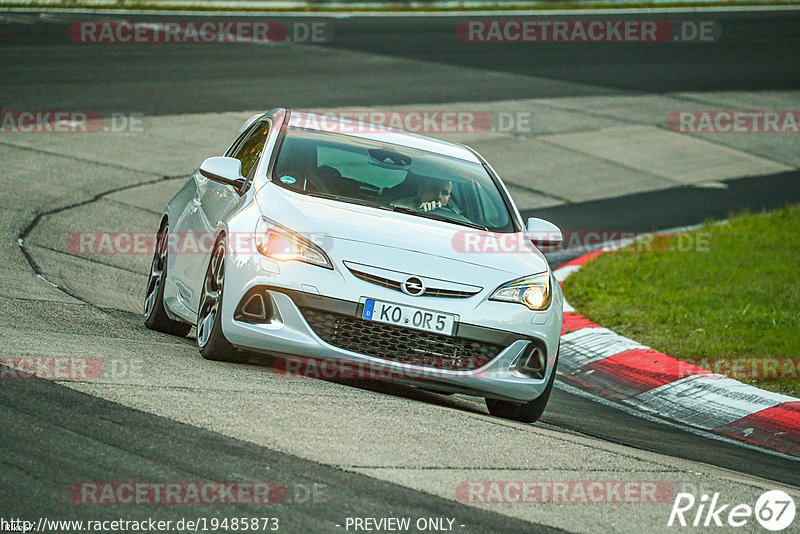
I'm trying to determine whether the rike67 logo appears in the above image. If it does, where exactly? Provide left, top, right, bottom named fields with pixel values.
left=668, top=490, right=796, bottom=531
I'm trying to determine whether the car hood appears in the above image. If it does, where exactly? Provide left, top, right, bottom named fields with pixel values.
left=256, top=185, right=549, bottom=278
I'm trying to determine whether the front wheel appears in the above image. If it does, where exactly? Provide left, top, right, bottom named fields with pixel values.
left=144, top=222, right=192, bottom=337
left=197, top=236, right=248, bottom=363
left=485, top=354, right=558, bottom=423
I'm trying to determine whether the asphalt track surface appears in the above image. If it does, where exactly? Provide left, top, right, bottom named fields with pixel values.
left=1, top=11, right=799, bottom=114
left=2, top=377, right=560, bottom=533
left=1, top=8, right=800, bottom=532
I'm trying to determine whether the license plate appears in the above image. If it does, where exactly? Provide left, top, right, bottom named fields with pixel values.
left=362, top=298, right=456, bottom=336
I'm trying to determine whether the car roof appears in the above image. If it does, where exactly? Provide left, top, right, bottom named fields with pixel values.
left=284, top=110, right=483, bottom=164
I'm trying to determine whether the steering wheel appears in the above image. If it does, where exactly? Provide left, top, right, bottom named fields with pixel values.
left=429, top=206, right=472, bottom=224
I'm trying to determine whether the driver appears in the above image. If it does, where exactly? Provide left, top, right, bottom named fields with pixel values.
left=394, top=178, right=453, bottom=213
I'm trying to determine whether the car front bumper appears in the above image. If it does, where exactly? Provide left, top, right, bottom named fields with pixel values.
left=221, top=272, right=562, bottom=403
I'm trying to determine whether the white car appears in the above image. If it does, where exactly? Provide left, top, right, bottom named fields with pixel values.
left=144, top=109, right=563, bottom=422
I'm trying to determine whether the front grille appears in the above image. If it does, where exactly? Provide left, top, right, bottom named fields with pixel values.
left=300, top=308, right=504, bottom=371
left=349, top=269, right=403, bottom=292
left=424, top=287, right=479, bottom=299
left=348, top=268, right=480, bottom=299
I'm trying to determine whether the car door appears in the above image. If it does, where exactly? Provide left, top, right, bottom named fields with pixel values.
left=173, top=119, right=273, bottom=316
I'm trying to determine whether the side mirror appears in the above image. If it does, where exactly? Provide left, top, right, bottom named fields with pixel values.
left=526, top=217, right=563, bottom=246
left=199, top=157, right=246, bottom=190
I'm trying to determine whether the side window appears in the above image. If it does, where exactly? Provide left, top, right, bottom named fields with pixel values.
left=231, top=121, right=271, bottom=179
left=477, top=186, right=502, bottom=227
left=224, top=121, right=259, bottom=157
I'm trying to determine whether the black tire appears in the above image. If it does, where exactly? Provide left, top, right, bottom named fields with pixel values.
left=485, top=353, right=558, bottom=423
left=144, top=221, right=192, bottom=337
left=196, top=236, right=248, bottom=363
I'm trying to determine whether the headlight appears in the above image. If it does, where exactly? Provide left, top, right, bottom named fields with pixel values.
left=255, top=217, right=333, bottom=269
left=490, top=272, right=552, bottom=310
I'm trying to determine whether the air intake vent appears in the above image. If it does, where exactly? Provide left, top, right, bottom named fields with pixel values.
left=299, top=307, right=502, bottom=371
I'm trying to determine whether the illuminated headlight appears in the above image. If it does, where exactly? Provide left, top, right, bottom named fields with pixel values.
left=255, top=217, right=332, bottom=269
left=490, top=272, right=552, bottom=310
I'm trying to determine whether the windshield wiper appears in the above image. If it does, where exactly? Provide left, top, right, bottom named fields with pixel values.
left=305, top=191, right=391, bottom=210
left=390, top=205, right=489, bottom=231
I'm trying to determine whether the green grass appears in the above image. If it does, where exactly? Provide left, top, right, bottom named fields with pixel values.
left=563, top=205, right=800, bottom=398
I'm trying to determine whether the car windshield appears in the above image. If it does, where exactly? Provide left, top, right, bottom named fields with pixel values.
left=271, top=124, right=515, bottom=232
